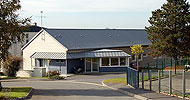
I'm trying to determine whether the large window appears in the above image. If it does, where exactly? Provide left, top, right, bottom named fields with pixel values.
left=101, top=58, right=109, bottom=66
left=101, top=57, right=128, bottom=67
left=120, top=58, right=126, bottom=66
left=111, top=58, right=119, bottom=66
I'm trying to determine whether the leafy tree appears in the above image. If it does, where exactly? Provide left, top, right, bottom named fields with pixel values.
left=146, top=0, right=190, bottom=60
left=0, top=0, right=30, bottom=88
left=3, top=55, right=22, bottom=77
left=130, top=44, right=144, bottom=70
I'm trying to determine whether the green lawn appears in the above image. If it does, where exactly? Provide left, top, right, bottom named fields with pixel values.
left=103, top=75, right=159, bottom=85
left=1, top=76, right=49, bottom=80
left=0, top=87, right=32, bottom=99
left=104, top=77, right=127, bottom=85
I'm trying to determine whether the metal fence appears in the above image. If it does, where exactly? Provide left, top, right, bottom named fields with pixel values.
left=126, top=67, right=139, bottom=88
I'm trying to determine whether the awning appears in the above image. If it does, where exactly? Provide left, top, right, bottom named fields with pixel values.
left=30, top=52, right=66, bottom=59
left=67, top=49, right=131, bottom=59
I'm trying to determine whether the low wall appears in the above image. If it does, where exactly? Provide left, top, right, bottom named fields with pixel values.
left=16, top=70, right=34, bottom=77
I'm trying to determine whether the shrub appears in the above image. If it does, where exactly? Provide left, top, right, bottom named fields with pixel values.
left=3, top=55, right=22, bottom=77
left=49, top=75, right=65, bottom=80
left=46, top=70, right=60, bottom=77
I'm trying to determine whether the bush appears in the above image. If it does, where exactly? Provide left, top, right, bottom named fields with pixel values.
left=3, top=55, right=22, bottom=77
left=49, top=75, right=65, bottom=80
left=46, top=70, right=60, bottom=77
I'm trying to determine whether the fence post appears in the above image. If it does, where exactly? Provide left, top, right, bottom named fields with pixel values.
left=171, top=58, right=173, bottom=69
left=158, top=70, right=161, bottom=93
left=138, top=70, right=140, bottom=88
left=142, top=69, right=144, bottom=89
left=182, top=70, right=186, bottom=99
left=126, top=67, right=128, bottom=85
left=169, top=70, right=172, bottom=95
left=162, top=60, right=164, bottom=77
left=149, top=69, right=152, bottom=91
left=175, top=60, right=176, bottom=74
left=156, top=58, right=158, bottom=69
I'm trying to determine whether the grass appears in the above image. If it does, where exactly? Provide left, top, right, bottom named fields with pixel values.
left=103, top=75, right=159, bottom=85
left=1, top=76, right=49, bottom=80
left=104, top=77, right=127, bottom=85
left=0, top=87, right=32, bottom=99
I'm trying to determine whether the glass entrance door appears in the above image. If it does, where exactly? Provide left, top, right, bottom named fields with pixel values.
left=85, top=58, right=99, bottom=72
left=85, top=58, right=91, bottom=72
left=92, top=58, right=98, bottom=72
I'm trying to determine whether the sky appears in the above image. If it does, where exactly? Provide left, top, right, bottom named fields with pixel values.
left=19, top=0, right=190, bottom=29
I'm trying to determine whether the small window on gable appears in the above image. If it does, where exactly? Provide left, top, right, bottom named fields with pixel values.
left=41, top=32, right=45, bottom=40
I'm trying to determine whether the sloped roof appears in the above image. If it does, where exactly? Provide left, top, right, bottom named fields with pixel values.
left=44, top=29, right=151, bottom=50
left=30, top=52, right=66, bottom=59
left=67, top=49, right=130, bottom=59
left=30, top=49, right=130, bottom=59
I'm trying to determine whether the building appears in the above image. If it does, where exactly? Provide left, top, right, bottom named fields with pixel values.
left=9, top=24, right=42, bottom=58
left=21, top=28, right=152, bottom=77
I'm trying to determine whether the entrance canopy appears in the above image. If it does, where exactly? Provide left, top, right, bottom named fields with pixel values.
left=67, top=49, right=130, bottom=59
left=30, top=52, right=66, bottom=59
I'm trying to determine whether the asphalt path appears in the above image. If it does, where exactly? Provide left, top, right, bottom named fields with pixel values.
left=2, top=73, right=138, bottom=100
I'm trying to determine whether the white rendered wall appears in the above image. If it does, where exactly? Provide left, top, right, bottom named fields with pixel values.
left=22, top=30, right=68, bottom=70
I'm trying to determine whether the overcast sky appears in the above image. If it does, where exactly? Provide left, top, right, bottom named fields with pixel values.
left=19, top=0, right=190, bottom=29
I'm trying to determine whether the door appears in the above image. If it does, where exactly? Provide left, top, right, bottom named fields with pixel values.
left=85, top=58, right=91, bottom=72
left=85, top=58, right=99, bottom=72
left=92, top=58, right=98, bottom=72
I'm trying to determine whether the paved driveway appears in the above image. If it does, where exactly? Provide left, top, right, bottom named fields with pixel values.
left=67, top=72, right=126, bottom=84
left=2, top=73, right=138, bottom=100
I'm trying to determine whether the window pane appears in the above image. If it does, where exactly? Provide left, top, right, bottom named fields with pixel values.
left=132, top=55, right=136, bottom=61
left=138, top=54, right=142, bottom=60
left=102, top=58, right=109, bottom=66
left=92, top=58, right=98, bottom=71
left=86, top=58, right=91, bottom=71
left=120, top=58, right=126, bottom=66
left=111, top=58, right=119, bottom=66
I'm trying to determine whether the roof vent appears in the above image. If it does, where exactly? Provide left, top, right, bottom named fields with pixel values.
left=80, top=35, right=83, bottom=37
left=54, top=35, right=57, bottom=38
left=109, top=35, right=112, bottom=37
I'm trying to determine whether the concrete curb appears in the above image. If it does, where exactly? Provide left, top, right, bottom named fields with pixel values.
left=13, top=88, right=34, bottom=100
left=101, top=81, right=149, bottom=100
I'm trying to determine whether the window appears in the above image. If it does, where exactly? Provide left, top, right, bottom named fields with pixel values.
left=41, top=33, right=45, bottom=40
left=132, top=55, right=136, bottom=61
left=111, top=58, right=119, bottom=66
left=101, top=57, right=128, bottom=67
left=13, top=38, right=16, bottom=43
left=26, top=34, right=29, bottom=38
left=101, top=58, right=109, bottom=66
left=120, top=58, right=126, bottom=66
left=56, top=59, right=65, bottom=63
left=26, top=39, right=29, bottom=43
left=138, top=54, right=142, bottom=61
left=143, top=53, right=147, bottom=57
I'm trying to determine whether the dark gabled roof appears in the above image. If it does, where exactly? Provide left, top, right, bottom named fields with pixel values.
left=25, top=25, right=43, bottom=32
left=44, top=28, right=151, bottom=50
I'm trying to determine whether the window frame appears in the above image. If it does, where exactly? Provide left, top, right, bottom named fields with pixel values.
left=100, top=57, right=128, bottom=67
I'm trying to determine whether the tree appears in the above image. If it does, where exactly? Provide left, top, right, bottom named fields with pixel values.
left=0, top=0, right=30, bottom=88
left=146, top=0, right=190, bottom=60
left=3, top=55, right=22, bottom=77
left=130, top=44, right=144, bottom=70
